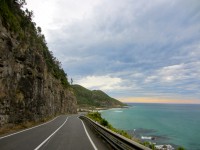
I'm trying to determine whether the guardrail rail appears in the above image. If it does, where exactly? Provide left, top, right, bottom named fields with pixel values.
left=80, top=115, right=151, bottom=150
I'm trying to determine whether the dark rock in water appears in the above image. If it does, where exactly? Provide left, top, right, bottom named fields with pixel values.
left=151, top=137, right=156, bottom=140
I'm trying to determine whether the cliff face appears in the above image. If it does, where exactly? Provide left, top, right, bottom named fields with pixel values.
left=0, top=17, right=77, bottom=126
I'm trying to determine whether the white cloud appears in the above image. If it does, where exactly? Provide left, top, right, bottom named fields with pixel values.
left=189, top=45, right=200, bottom=57
left=171, top=43, right=200, bottom=62
left=130, top=72, right=144, bottom=78
left=25, top=0, right=200, bottom=101
left=159, top=64, right=186, bottom=82
left=144, top=75, right=158, bottom=83
left=76, top=75, right=132, bottom=91
left=144, top=62, right=200, bottom=83
left=26, top=0, right=101, bottom=38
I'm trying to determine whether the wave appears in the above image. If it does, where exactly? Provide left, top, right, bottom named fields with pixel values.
left=141, top=136, right=152, bottom=140
left=114, top=110, right=123, bottom=113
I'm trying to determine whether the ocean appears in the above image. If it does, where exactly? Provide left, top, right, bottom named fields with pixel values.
left=100, top=103, right=200, bottom=150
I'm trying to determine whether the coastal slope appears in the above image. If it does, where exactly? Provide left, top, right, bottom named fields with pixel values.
left=72, top=84, right=125, bottom=108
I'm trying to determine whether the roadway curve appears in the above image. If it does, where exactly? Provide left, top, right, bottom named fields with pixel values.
left=0, top=115, right=110, bottom=150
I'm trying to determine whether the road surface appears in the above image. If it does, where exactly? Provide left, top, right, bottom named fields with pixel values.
left=0, top=115, right=110, bottom=150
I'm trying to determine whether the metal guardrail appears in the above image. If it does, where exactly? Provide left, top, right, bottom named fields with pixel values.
left=80, top=116, right=151, bottom=150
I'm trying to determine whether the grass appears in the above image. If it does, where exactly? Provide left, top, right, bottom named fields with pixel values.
left=0, top=115, right=55, bottom=136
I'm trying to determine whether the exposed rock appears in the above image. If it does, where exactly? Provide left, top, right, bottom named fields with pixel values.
left=0, top=18, right=77, bottom=127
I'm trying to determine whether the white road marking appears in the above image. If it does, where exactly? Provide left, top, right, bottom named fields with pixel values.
left=79, top=117, right=98, bottom=150
left=34, top=117, right=68, bottom=150
left=0, top=116, right=60, bottom=140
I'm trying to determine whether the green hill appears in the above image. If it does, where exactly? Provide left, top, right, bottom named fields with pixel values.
left=72, top=84, right=126, bottom=108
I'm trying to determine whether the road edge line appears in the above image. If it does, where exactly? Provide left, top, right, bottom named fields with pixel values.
left=34, top=117, right=68, bottom=150
left=79, top=117, right=98, bottom=150
left=0, top=116, right=60, bottom=140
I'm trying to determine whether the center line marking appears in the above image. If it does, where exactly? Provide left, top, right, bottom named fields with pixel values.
left=34, top=117, right=68, bottom=150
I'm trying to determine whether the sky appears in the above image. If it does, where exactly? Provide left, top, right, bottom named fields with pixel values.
left=26, top=0, right=200, bottom=104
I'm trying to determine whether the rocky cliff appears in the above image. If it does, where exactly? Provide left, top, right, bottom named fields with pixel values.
left=0, top=1, right=77, bottom=127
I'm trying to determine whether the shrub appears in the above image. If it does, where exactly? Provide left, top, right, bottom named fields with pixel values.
left=87, top=112, right=131, bottom=139
left=100, top=118, right=108, bottom=126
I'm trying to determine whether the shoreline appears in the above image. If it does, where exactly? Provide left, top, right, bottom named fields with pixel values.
left=126, top=128, right=176, bottom=150
left=77, top=105, right=129, bottom=112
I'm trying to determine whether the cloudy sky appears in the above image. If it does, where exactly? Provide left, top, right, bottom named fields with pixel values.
left=26, top=0, right=200, bottom=104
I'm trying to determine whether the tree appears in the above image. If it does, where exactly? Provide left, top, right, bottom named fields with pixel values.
left=37, top=26, right=42, bottom=35
left=25, top=8, right=33, bottom=21
left=15, top=0, right=26, bottom=8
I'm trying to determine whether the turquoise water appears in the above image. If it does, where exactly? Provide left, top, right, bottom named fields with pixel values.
left=100, top=103, right=200, bottom=150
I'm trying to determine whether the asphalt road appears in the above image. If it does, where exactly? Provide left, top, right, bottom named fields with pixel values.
left=0, top=115, right=110, bottom=150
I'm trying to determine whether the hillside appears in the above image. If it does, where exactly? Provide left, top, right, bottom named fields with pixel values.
left=72, top=84, right=126, bottom=108
left=0, top=0, right=77, bottom=127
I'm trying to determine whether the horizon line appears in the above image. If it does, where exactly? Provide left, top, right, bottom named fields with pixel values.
left=122, top=102, right=200, bottom=105
left=118, top=97, right=200, bottom=105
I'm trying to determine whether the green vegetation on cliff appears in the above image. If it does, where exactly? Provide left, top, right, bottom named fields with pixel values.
left=0, top=0, right=70, bottom=88
left=72, top=84, right=126, bottom=108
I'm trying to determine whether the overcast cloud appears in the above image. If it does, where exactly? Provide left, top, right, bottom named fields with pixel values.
left=26, top=0, right=200, bottom=103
